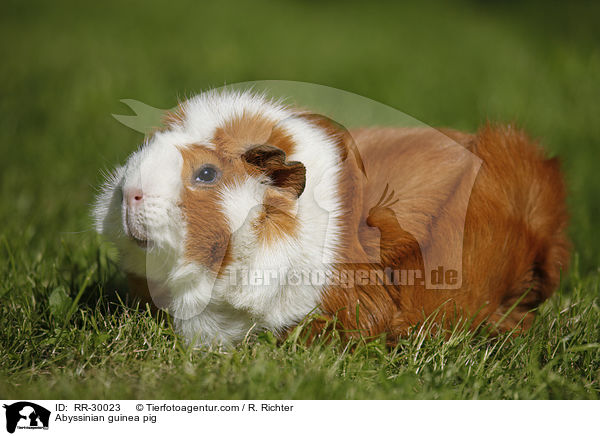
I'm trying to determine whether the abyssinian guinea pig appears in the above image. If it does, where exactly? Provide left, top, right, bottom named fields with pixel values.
left=94, top=90, right=570, bottom=346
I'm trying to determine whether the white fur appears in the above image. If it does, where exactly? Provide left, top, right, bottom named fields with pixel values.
left=218, top=176, right=267, bottom=233
left=94, top=90, right=344, bottom=346
left=94, top=133, right=188, bottom=285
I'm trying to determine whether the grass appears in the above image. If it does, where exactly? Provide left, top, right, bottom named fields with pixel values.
left=1, top=0, right=599, bottom=399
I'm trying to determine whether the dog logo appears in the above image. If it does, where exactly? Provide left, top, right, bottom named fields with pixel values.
left=2, top=402, right=50, bottom=433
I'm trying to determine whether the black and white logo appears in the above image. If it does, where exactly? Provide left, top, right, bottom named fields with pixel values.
left=3, top=402, right=50, bottom=434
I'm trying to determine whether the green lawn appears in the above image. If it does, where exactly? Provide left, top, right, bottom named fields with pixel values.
left=1, top=0, right=599, bottom=399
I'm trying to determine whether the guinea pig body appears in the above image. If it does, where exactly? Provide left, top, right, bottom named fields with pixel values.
left=94, top=90, right=569, bottom=346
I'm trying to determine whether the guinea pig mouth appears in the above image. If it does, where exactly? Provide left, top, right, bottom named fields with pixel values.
left=132, top=236, right=151, bottom=249
left=128, top=231, right=154, bottom=249
left=125, top=217, right=153, bottom=249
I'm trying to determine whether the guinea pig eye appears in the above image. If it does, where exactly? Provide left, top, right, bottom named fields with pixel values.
left=193, top=164, right=220, bottom=184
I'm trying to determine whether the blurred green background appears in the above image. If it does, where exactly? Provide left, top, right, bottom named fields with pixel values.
left=1, top=0, right=599, bottom=399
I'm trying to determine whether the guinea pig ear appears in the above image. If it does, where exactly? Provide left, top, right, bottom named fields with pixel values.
left=242, top=144, right=306, bottom=198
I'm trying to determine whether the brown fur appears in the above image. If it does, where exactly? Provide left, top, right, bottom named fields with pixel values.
left=213, top=112, right=296, bottom=157
left=253, top=188, right=300, bottom=245
left=178, top=145, right=235, bottom=274
left=315, top=124, right=570, bottom=343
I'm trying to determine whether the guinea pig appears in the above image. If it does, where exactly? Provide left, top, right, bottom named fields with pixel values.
left=93, top=89, right=570, bottom=346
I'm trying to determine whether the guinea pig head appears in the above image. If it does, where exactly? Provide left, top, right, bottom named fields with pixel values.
left=93, top=114, right=308, bottom=313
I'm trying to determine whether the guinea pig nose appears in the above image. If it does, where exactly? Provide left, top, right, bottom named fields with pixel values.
left=124, top=188, right=144, bottom=207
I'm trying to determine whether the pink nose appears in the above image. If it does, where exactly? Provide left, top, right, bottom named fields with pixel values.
left=124, top=188, right=144, bottom=207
